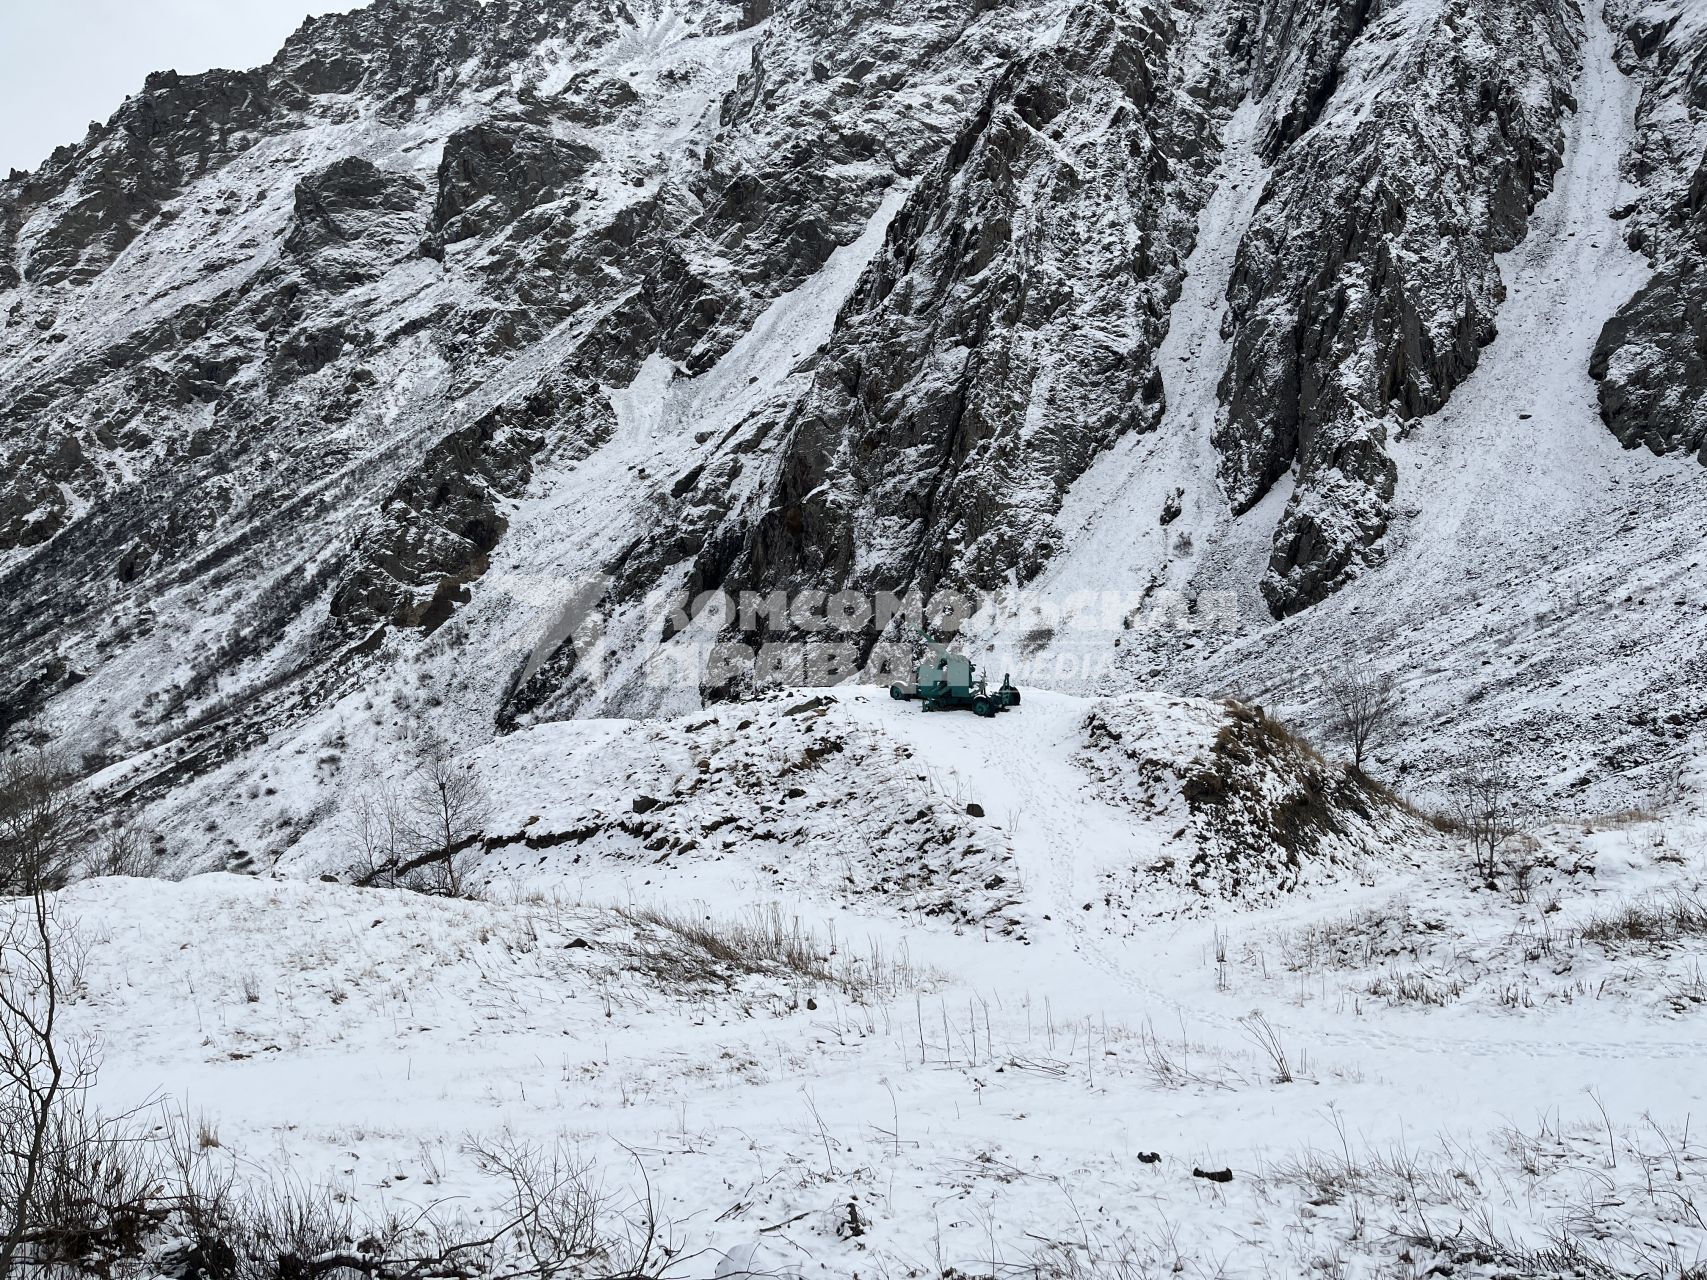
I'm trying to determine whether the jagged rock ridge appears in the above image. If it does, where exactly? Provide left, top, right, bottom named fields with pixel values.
left=1218, top=0, right=1581, bottom=615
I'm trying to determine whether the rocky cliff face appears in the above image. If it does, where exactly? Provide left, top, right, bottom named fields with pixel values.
left=1219, top=0, right=1581, bottom=615
left=1592, top=1, right=1707, bottom=464
left=680, top=0, right=1226, bottom=608
left=1, top=0, right=1704, bottom=860
left=0, top=0, right=1026, bottom=742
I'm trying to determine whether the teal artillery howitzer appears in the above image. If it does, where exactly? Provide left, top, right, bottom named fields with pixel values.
left=888, top=629, right=1021, bottom=717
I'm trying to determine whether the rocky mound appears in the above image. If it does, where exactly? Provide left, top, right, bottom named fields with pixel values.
left=1078, top=696, right=1423, bottom=906
left=462, top=692, right=1025, bottom=929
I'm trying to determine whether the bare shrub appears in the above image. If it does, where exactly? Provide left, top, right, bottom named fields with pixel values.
left=0, top=748, right=84, bottom=895
left=1022, top=1230, right=1165, bottom=1279
left=1319, top=666, right=1400, bottom=770
left=466, top=1131, right=610, bottom=1276
left=1650, top=828, right=1689, bottom=866
left=341, top=780, right=410, bottom=888
left=398, top=732, right=490, bottom=898
left=15, top=1101, right=168, bottom=1269
left=169, top=1127, right=673, bottom=1280
left=1134, top=1018, right=1243, bottom=1092
left=618, top=902, right=831, bottom=983
left=342, top=734, right=491, bottom=897
left=7, top=1094, right=674, bottom=1280
left=1271, top=1143, right=1368, bottom=1208
left=1504, top=837, right=1540, bottom=903
left=1450, top=748, right=1521, bottom=885
left=0, top=886, right=97, bottom=1279
left=1577, top=807, right=1659, bottom=833
left=84, top=820, right=151, bottom=879
left=212, top=1175, right=421, bottom=1280
left=1366, top=969, right=1466, bottom=1007
left=1666, top=963, right=1707, bottom=1011
left=621, top=901, right=833, bottom=989
left=1277, top=906, right=1410, bottom=973
left=1217, top=698, right=1325, bottom=762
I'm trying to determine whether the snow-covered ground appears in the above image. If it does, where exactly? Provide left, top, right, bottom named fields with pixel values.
left=38, top=684, right=1707, bottom=1278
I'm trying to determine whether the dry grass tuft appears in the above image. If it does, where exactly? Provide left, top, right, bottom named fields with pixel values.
left=617, top=902, right=831, bottom=985
left=614, top=903, right=926, bottom=1001
left=1579, top=892, right=1707, bottom=947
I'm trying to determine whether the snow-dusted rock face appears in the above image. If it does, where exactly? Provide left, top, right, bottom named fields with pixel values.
left=675, top=0, right=1225, bottom=605
left=1220, top=0, right=1581, bottom=616
left=1, top=0, right=1705, bottom=839
left=1592, top=1, right=1707, bottom=464
left=0, top=0, right=1029, bottom=748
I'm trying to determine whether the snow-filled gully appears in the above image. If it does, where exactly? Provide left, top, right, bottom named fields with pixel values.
left=1010, top=99, right=1279, bottom=673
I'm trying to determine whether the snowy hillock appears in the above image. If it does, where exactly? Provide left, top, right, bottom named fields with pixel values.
left=408, top=688, right=1428, bottom=932
left=1078, top=696, right=1425, bottom=907
left=466, top=689, right=1025, bottom=929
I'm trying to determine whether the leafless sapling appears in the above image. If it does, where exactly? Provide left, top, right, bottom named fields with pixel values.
left=341, top=780, right=410, bottom=887
left=401, top=733, right=491, bottom=898
left=1320, top=666, right=1400, bottom=771
left=1451, top=748, right=1520, bottom=885
left=0, top=881, right=95, bottom=1279
left=0, top=748, right=83, bottom=895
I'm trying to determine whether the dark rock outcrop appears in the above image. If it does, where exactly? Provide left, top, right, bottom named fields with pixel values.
left=1216, top=0, right=1581, bottom=615
left=429, top=119, right=600, bottom=248
left=0, top=187, right=21, bottom=290
left=284, top=157, right=428, bottom=288
left=24, top=68, right=281, bottom=287
left=1244, top=0, right=1380, bottom=157
left=680, top=0, right=1221, bottom=614
left=1592, top=5, right=1707, bottom=464
left=329, top=371, right=605, bottom=635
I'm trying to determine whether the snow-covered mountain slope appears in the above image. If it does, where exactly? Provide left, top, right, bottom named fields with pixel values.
left=477, top=688, right=1424, bottom=914
left=0, top=0, right=1703, bottom=850
left=9, top=5, right=1707, bottom=1271
left=988, top=3, right=1707, bottom=808
left=1178, top=3, right=1707, bottom=808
